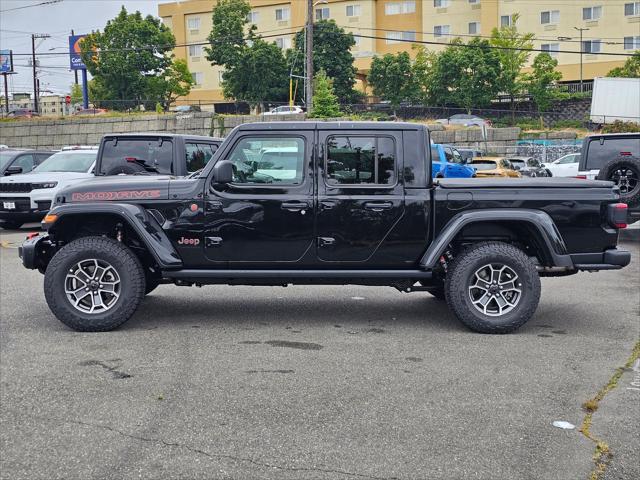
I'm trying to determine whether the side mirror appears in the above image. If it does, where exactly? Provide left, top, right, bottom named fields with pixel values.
left=5, top=165, right=23, bottom=175
left=212, top=160, right=234, bottom=184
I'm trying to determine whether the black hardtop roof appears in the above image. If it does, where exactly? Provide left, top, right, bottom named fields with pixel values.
left=102, top=133, right=223, bottom=141
left=584, top=133, right=640, bottom=140
left=235, top=121, right=427, bottom=131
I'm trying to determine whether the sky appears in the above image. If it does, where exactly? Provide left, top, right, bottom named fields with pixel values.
left=0, top=0, right=172, bottom=95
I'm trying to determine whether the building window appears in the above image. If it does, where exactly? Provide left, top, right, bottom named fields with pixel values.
left=402, top=31, right=416, bottom=41
left=246, top=11, right=259, bottom=23
left=624, top=2, right=640, bottom=16
left=187, top=17, right=200, bottom=30
left=385, top=31, right=402, bottom=44
left=275, top=37, right=291, bottom=49
left=192, top=72, right=203, bottom=86
left=540, top=10, right=560, bottom=24
left=188, top=45, right=202, bottom=57
left=468, top=0, right=479, bottom=4
left=346, top=4, right=361, bottom=17
left=434, top=0, right=449, bottom=7
left=217, top=70, right=225, bottom=84
left=624, top=36, right=640, bottom=49
left=541, top=43, right=560, bottom=57
left=385, top=1, right=415, bottom=15
left=275, top=7, right=290, bottom=21
left=583, top=6, right=602, bottom=20
left=468, top=22, right=480, bottom=34
left=354, top=36, right=361, bottom=47
left=434, top=25, right=451, bottom=37
left=582, top=40, right=601, bottom=53
left=315, top=7, right=330, bottom=20
left=500, top=15, right=512, bottom=27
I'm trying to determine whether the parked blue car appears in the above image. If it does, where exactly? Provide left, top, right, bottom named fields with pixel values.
left=431, top=144, right=476, bottom=178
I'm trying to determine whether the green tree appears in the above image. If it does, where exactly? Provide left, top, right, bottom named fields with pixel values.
left=413, top=46, right=448, bottom=106
left=490, top=13, right=535, bottom=123
left=310, top=70, right=342, bottom=118
left=435, top=38, right=502, bottom=112
left=146, top=59, right=195, bottom=110
left=69, top=83, right=83, bottom=105
left=606, top=51, right=640, bottom=78
left=221, top=39, right=289, bottom=109
left=290, top=20, right=358, bottom=104
left=79, top=7, right=176, bottom=109
left=523, top=53, right=563, bottom=126
left=206, top=0, right=288, bottom=109
left=205, top=0, right=254, bottom=68
left=368, top=52, right=417, bottom=116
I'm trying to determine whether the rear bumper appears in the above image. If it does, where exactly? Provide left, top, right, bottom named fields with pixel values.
left=571, top=248, right=631, bottom=271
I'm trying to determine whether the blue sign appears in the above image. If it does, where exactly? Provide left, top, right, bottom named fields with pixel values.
left=0, top=50, right=12, bottom=73
left=69, top=35, right=88, bottom=70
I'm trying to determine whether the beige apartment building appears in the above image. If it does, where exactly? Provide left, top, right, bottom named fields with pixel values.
left=158, top=0, right=640, bottom=103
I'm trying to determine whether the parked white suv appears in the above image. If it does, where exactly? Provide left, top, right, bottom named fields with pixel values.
left=0, top=149, right=97, bottom=229
left=264, top=105, right=304, bottom=116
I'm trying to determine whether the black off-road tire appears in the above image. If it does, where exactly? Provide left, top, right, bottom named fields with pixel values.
left=1, top=221, right=23, bottom=230
left=44, top=236, right=146, bottom=332
left=444, top=242, right=541, bottom=334
left=596, top=156, right=640, bottom=208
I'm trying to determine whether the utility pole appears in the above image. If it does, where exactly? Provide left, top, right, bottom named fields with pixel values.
left=574, top=27, right=589, bottom=92
left=31, top=33, right=50, bottom=113
left=71, top=29, right=78, bottom=84
left=305, top=0, right=313, bottom=112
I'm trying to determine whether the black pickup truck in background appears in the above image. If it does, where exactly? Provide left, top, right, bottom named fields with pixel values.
left=95, top=133, right=223, bottom=177
left=20, top=122, right=631, bottom=334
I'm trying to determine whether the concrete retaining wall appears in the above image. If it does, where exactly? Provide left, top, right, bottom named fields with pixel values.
left=0, top=113, right=521, bottom=149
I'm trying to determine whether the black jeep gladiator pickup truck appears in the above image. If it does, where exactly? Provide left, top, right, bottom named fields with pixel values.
left=20, top=122, right=631, bottom=334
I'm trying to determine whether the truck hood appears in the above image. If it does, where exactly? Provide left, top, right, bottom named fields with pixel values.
left=57, top=175, right=172, bottom=203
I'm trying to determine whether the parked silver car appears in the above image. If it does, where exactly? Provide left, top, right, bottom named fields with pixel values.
left=435, top=114, right=491, bottom=127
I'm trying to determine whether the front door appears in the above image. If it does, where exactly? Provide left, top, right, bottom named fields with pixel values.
left=316, top=131, right=405, bottom=264
left=203, top=131, right=315, bottom=266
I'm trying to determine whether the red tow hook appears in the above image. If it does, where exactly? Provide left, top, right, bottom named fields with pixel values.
left=26, top=232, right=39, bottom=240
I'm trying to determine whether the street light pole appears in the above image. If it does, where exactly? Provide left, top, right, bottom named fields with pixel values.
left=305, top=0, right=314, bottom=111
left=574, top=27, right=589, bottom=92
left=31, top=33, right=50, bottom=113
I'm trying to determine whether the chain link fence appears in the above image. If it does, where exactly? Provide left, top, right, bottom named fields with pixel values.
left=473, top=142, right=582, bottom=163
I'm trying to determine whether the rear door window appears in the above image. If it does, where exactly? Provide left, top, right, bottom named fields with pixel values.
left=585, top=136, right=640, bottom=170
left=326, top=136, right=396, bottom=186
left=100, top=138, right=173, bottom=175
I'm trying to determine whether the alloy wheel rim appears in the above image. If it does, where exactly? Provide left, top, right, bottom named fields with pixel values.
left=468, top=263, right=522, bottom=317
left=611, top=168, right=638, bottom=195
left=65, top=259, right=121, bottom=314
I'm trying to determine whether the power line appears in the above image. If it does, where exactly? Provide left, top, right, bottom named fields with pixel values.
left=0, top=0, right=63, bottom=13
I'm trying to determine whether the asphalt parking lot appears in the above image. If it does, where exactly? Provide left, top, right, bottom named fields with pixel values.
left=1, top=225, right=638, bottom=480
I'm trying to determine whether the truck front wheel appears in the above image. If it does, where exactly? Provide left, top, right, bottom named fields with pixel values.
left=44, top=236, right=146, bottom=331
left=444, top=242, right=541, bottom=334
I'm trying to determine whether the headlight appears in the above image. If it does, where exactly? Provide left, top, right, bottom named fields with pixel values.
left=32, top=182, right=58, bottom=189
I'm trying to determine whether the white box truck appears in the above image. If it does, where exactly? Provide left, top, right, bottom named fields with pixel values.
left=590, top=77, right=640, bottom=125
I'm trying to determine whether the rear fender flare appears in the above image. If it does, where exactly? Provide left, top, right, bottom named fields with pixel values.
left=47, top=203, right=183, bottom=269
left=420, top=209, right=572, bottom=269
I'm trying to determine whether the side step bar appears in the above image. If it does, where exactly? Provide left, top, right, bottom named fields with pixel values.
left=164, top=269, right=433, bottom=280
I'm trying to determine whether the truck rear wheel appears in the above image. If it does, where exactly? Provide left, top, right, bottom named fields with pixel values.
left=444, top=242, right=541, bottom=334
left=44, top=236, right=145, bottom=332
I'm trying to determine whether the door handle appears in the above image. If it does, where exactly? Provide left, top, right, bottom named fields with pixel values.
left=320, top=200, right=336, bottom=211
left=364, top=201, right=393, bottom=211
left=206, top=200, right=222, bottom=211
left=205, top=236, right=223, bottom=247
left=281, top=202, right=308, bottom=212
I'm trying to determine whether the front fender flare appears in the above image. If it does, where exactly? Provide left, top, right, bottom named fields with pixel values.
left=420, top=209, right=572, bottom=269
left=46, top=203, right=183, bottom=269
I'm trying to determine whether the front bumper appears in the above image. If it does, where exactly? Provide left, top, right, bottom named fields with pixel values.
left=570, top=248, right=632, bottom=271
left=0, top=195, right=51, bottom=223
left=18, top=234, right=53, bottom=271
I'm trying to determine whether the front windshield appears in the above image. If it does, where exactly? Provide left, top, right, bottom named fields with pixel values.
left=0, top=151, right=16, bottom=170
left=33, top=152, right=96, bottom=173
left=510, top=160, right=526, bottom=168
left=471, top=161, right=498, bottom=171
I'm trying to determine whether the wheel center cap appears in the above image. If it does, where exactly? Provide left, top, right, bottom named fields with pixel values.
left=489, top=285, right=500, bottom=294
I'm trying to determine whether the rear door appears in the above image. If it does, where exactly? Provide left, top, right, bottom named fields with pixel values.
left=316, top=129, right=405, bottom=264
